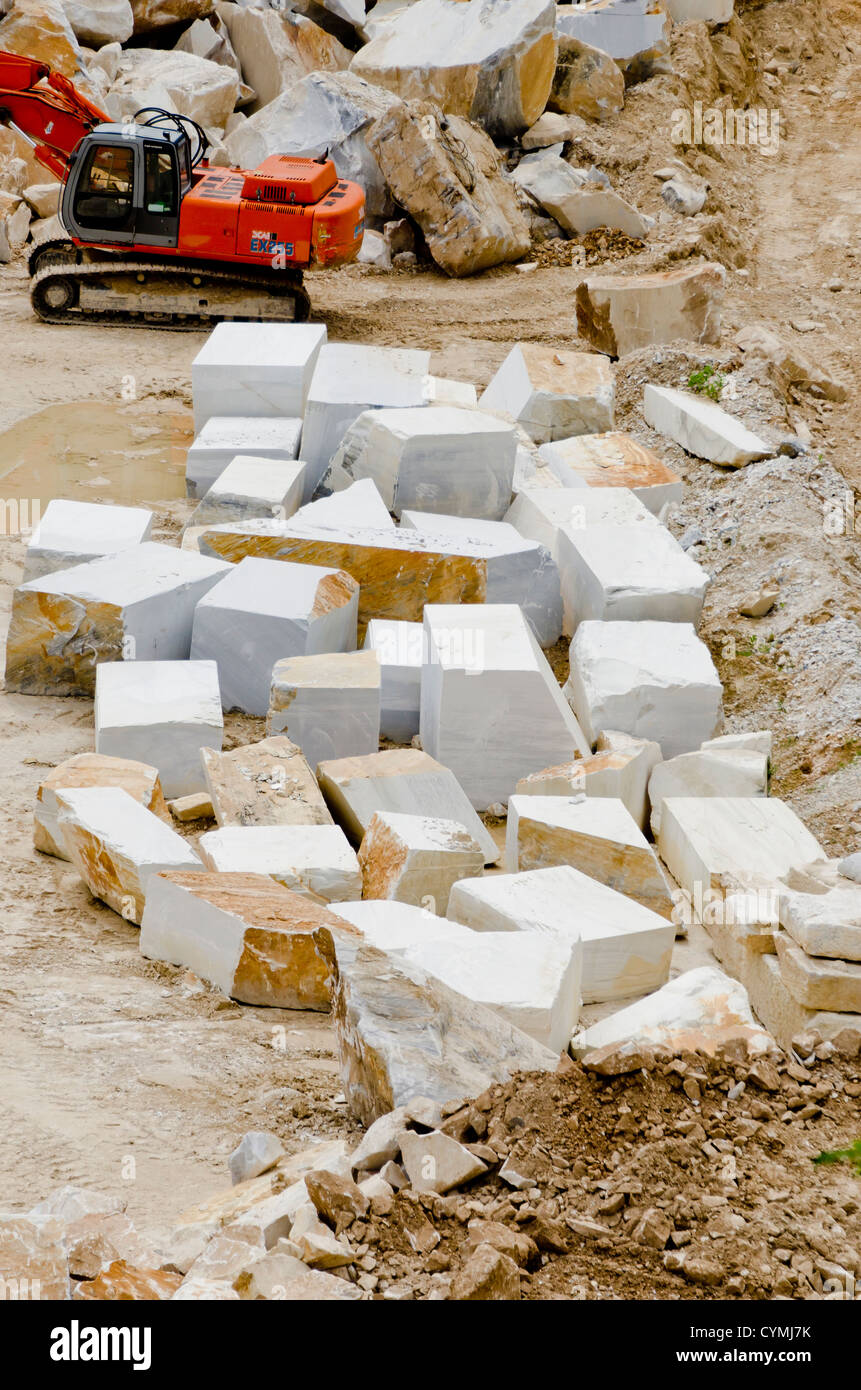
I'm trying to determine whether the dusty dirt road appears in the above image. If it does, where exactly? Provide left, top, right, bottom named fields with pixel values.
left=0, top=0, right=859, bottom=1246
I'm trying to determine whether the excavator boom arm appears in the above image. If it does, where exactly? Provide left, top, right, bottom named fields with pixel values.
left=0, top=48, right=108, bottom=181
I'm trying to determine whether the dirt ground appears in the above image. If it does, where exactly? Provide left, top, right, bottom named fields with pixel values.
left=0, top=0, right=859, bottom=1290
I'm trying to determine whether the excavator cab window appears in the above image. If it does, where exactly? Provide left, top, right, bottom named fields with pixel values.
left=74, top=142, right=135, bottom=230
left=144, top=146, right=177, bottom=217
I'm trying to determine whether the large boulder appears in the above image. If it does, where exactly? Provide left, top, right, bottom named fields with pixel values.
left=575, top=263, right=725, bottom=357
left=106, top=48, right=240, bottom=131
left=131, top=0, right=213, bottom=33
left=556, top=1, right=671, bottom=81
left=60, top=0, right=132, bottom=45
left=224, top=71, right=400, bottom=222
left=550, top=34, right=625, bottom=121
left=216, top=5, right=351, bottom=111
left=366, top=101, right=531, bottom=275
left=0, top=0, right=87, bottom=79
left=352, top=0, right=557, bottom=140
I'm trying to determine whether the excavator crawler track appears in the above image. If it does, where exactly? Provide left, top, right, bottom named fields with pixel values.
left=28, top=240, right=311, bottom=329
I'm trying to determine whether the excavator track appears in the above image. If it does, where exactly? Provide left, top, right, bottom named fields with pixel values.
left=28, top=240, right=311, bottom=329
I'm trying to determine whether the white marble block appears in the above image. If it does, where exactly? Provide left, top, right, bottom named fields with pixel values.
left=538, top=432, right=683, bottom=515
left=5, top=543, right=232, bottom=697
left=359, top=810, right=486, bottom=914
left=191, top=557, right=359, bottom=716
left=56, top=786, right=202, bottom=924
left=316, top=748, right=499, bottom=864
left=267, top=650, right=381, bottom=771
left=95, top=659, right=224, bottom=799
left=325, top=405, right=517, bottom=521
left=565, top=620, right=723, bottom=757
left=506, top=485, right=659, bottom=556
left=186, top=416, right=303, bottom=498
left=570, top=965, right=775, bottom=1062
left=398, top=512, right=563, bottom=646
left=556, top=0, right=670, bottom=64
left=448, top=864, right=674, bottom=1004
left=294, top=479, right=395, bottom=531
left=331, top=899, right=580, bottom=1052
left=556, top=520, right=709, bottom=633
left=506, top=794, right=673, bottom=916
left=479, top=344, right=614, bottom=443
left=643, top=385, right=772, bottom=467
left=192, top=322, right=327, bottom=431
left=421, top=604, right=590, bottom=809
left=363, top=618, right=424, bottom=742
left=23, top=499, right=153, bottom=581
left=515, top=730, right=662, bottom=832
left=300, top=343, right=431, bottom=499
left=189, top=456, right=306, bottom=527
left=198, top=824, right=362, bottom=903
left=34, top=752, right=170, bottom=860
left=648, top=746, right=769, bottom=836
left=658, top=797, right=825, bottom=901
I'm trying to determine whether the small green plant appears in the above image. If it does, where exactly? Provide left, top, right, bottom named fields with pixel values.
left=688, top=363, right=726, bottom=401
left=813, top=1140, right=861, bottom=1175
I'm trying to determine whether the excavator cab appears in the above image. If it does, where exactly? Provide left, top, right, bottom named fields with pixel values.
left=62, top=114, right=197, bottom=249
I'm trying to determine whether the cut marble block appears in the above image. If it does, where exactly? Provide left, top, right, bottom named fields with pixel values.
left=556, top=521, right=709, bottom=633
left=506, top=485, right=658, bottom=557
left=643, top=385, right=771, bottom=468
left=327, top=933, right=559, bottom=1125
left=571, top=965, right=775, bottom=1061
left=538, top=432, right=682, bottom=515
left=300, top=343, right=431, bottom=499
left=186, top=417, right=303, bottom=499
left=702, top=730, right=772, bottom=760
left=325, top=405, right=518, bottom=521
left=648, top=746, right=769, bottom=836
left=575, top=263, right=725, bottom=358
left=515, top=731, right=661, bottom=832
left=34, top=752, right=171, bottom=860
left=191, top=322, right=327, bottom=431
left=197, top=825, right=362, bottom=903
left=424, top=375, right=478, bottom=407
left=316, top=748, right=499, bottom=865
left=363, top=618, right=424, bottom=742
left=658, top=797, right=825, bottom=901
left=55, top=787, right=202, bottom=924
left=201, top=738, right=333, bottom=828
left=479, top=344, right=614, bottom=444
left=779, top=887, right=861, bottom=962
left=294, top=479, right=395, bottom=531
left=95, top=660, right=223, bottom=800
left=358, top=811, right=485, bottom=914
left=333, top=901, right=579, bottom=1052
left=447, top=863, right=674, bottom=1004
left=331, top=898, right=471, bottom=951
left=398, top=512, right=562, bottom=646
left=506, top=794, right=673, bottom=917
left=191, top=557, right=358, bottom=716
left=565, top=620, right=723, bottom=757
left=421, top=604, right=589, bottom=809
left=556, top=0, right=670, bottom=67
left=188, top=456, right=306, bottom=527
left=23, top=499, right=153, bottom=581
left=5, top=543, right=232, bottom=697
left=775, top=933, right=861, bottom=1013
left=198, top=515, right=559, bottom=634
left=140, top=871, right=354, bottom=1009
left=267, top=651, right=381, bottom=772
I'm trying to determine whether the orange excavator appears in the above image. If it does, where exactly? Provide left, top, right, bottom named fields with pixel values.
left=0, top=48, right=365, bottom=327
